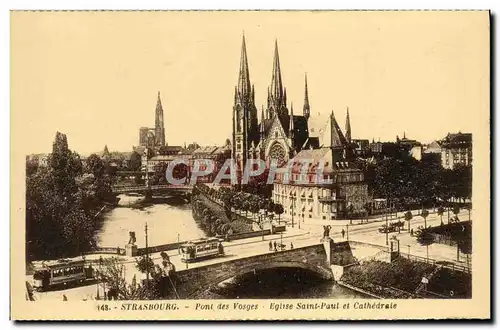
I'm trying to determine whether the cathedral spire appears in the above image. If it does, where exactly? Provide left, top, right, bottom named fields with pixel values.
left=155, top=91, right=165, bottom=147
left=289, top=102, right=294, bottom=134
left=345, top=106, right=351, bottom=143
left=270, top=39, right=283, bottom=102
left=237, top=34, right=251, bottom=99
left=260, top=105, right=266, bottom=141
left=303, top=73, right=310, bottom=120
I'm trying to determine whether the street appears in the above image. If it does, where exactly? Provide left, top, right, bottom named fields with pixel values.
left=28, top=209, right=471, bottom=301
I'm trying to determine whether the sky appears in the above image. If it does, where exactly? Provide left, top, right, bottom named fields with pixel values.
left=11, top=11, right=489, bottom=155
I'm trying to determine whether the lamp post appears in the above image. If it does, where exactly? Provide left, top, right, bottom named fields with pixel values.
left=177, top=233, right=180, bottom=255
left=280, top=232, right=283, bottom=250
left=290, top=192, right=297, bottom=228
left=385, top=199, right=389, bottom=246
left=145, top=222, right=150, bottom=286
left=346, top=224, right=349, bottom=241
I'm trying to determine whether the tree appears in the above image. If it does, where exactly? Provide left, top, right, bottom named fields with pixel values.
left=416, top=227, right=435, bottom=261
left=129, top=151, right=142, bottom=172
left=421, top=209, right=430, bottom=228
left=437, top=206, right=445, bottom=225
left=100, top=257, right=162, bottom=300
left=404, top=211, right=413, bottom=233
left=274, top=204, right=284, bottom=224
left=26, top=157, right=39, bottom=176
left=346, top=204, right=355, bottom=224
left=86, top=153, right=105, bottom=178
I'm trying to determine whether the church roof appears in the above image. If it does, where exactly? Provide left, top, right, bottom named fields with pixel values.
left=307, top=112, right=329, bottom=138
left=319, top=112, right=348, bottom=148
left=301, top=137, right=320, bottom=150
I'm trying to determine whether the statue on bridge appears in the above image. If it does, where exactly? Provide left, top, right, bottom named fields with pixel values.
left=128, top=231, right=137, bottom=245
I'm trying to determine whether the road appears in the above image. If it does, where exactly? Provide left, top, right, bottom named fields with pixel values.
left=27, top=209, right=470, bottom=301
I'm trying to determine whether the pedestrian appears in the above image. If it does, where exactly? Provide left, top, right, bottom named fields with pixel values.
left=273, top=241, right=277, bottom=252
left=410, top=228, right=414, bottom=236
left=290, top=242, right=294, bottom=249
left=62, top=294, right=68, bottom=301
left=341, top=229, right=345, bottom=239
left=269, top=241, right=273, bottom=251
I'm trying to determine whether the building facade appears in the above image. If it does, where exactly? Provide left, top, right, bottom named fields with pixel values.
left=440, top=132, right=472, bottom=169
left=272, top=114, right=369, bottom=220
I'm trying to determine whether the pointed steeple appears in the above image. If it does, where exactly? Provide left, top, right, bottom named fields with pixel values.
left=251, top=84, right=255, bottom=103
left=103, top=145, right=110, bottom=160
left=260, top=106, right=265, bottom=135
left=345, top=106, right=351, bottom=143
left=283, top=87, right=287, bottom=106
left=325, top=110, right=348, bottom=149
left=155, top=91, right=165, bottom=147
left=289, top=102, right=294, bottom=136
left=270, top=39, right=283, bottom=102
left=237, top=34, right=251, bottom=99
left=303, top=73, right=310, bottom=120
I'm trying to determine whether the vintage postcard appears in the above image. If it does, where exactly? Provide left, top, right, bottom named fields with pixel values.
left=11, top=10, right=490, bottom=320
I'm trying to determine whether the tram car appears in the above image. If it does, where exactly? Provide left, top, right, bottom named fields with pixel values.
left=32, top=258, right=92, bottom=291
left=180, top=237, right=224, bottom=263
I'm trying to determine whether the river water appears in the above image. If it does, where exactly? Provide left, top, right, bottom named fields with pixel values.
left=96, top=195, right=367, bottom=299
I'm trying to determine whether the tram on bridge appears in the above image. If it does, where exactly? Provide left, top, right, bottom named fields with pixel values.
left=180, top=238, right=225, bottom=263
left=32, top=258, right=93, bottom=291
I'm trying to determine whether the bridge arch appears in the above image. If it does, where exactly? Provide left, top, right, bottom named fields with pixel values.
left=186, top=260, right=332, bottom=298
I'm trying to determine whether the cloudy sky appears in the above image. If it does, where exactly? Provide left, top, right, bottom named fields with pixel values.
left=11, top=11, right=489, bottom=155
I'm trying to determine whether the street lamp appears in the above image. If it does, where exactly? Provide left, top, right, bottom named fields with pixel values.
left=144, top=222, right=150, bottom=287
left=385, top=199, right=389, bottom=246
left=290, top=192, right=297, bottom=228
left=346, top=224, right=349, bottom=241
left=280, top=232, right=283, bottom=250
left=177, top=233, right=180, bottom=255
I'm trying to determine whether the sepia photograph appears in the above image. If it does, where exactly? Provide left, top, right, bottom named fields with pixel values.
left=10, top=10, right=490, bottom=320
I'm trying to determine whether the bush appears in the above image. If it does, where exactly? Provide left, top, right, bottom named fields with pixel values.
left=341, top=258, right=436, bottom=296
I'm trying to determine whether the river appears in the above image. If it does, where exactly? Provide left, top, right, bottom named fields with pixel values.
left=96, top=194, right=368, bottom=299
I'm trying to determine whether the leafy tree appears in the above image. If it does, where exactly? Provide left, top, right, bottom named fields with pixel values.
left=274, top=204, right=284, bottom=224
left=404, top=211, right=413, bottom=233
left=129, top=151, right=142, bottom=171
left=421, top=209, right=430, bottom=228
left=25, top=132, right=109, bottom=261
left=86, top=153, right=105, bottom=178
left=346, top=204, right=355, bottom=224
left=135, top=255, right=154, bottom=274
left=26, top=158, right=39, bottom=176
left=415, top=227, right=435, bottom=261
left=437, top=206, right=445, bottom=225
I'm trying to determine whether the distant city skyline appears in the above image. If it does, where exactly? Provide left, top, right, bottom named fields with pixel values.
left=12, top=11, right=488, bottom=155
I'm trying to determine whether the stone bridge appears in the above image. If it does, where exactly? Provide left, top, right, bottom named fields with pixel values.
left=166, top=240, right=355, bottom=299
left=111, top=184, right=192, bottom=195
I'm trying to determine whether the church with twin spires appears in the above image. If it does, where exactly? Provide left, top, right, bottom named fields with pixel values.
left=231, top=35, right=370, bottom=220
left=231, top=35, right=354, bottom=168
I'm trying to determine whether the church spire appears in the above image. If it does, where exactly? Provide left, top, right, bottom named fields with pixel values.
left=303, top=73, right=310, bottom=120
left=237, top=34, right=251, bottom=99
left=155, top=91, right=165, bottom=147
left=270, top=39, right=283, bottom=102
left=260, top=106, right=265, bottom=133
left=345, top=106, right=351, bottom=143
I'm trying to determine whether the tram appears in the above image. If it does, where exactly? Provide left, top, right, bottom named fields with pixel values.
left=32, top=258, right=91, bottom=291
left=180, top=238, right=224, bottom=263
